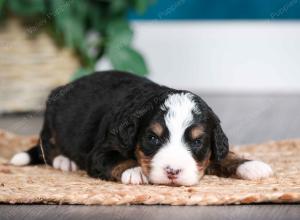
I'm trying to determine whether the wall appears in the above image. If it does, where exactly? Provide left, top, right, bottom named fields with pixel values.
left=132, top=21, right=300, bottom=93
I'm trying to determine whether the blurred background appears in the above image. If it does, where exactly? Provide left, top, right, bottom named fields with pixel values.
left=0, top=0, right=300, bottom=145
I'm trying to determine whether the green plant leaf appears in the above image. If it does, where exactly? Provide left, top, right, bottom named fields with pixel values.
left=131, top=0, right=150, bottom=14
left=89, top=5, right=106, bottom=32
left=108, top=46, right=148, bottom=76
left=71, top=67, right=93, bottom=81
left=50, top=1, right=85, bottom=50
left=50, top=0, right=72, bottom=33
left=110, top=0, right=128, bottom=15
left=0, top=0, right=5, bottom=10
left=4, top=0, right=150, bottom=77
left=72, top=0, right=89, bottom=21
left=8, top=0, right=46, bottom=15
left=67, top=18, right=85, bottom=47
left=107, top=20, right=133, bottom=49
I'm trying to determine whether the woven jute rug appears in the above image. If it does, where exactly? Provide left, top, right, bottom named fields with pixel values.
left=0, top=129, right=299, bottom=205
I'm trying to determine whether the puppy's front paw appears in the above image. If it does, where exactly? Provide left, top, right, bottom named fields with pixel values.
left=52, top=155, right=78, bottom=172
left=236, top=160, right=273, bottom=180
left=121, top=167, right=148, bottom=185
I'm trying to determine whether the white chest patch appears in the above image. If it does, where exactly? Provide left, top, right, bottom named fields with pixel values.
left=149, top=93, right=201, bottom=186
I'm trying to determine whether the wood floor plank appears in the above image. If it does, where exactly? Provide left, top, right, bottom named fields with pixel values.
left=0, top=205, right=300, bottom=220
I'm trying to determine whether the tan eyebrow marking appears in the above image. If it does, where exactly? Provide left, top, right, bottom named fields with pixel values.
left=190, top=126, right=205, bottom=139
left=150, top=122, right=164, bottom=137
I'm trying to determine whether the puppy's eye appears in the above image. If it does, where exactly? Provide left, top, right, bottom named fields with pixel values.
left=148, top=135, right=162, bottom=146
left=191, top=139, right=202, bottom=147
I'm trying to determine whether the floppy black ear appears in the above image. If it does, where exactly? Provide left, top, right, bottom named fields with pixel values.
left=211, top=123, right=229, bottom=161
left=117, top=115, right=140, bottom=150
left=206, top=105, right=229, bottom=161
left=109, top=97, right=158, bottom=152
left=191, top=94, right=229, bottom=161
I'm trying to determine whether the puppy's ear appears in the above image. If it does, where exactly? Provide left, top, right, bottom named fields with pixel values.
left=191, top=94, right=229, bottom=161
left=117, top=117, right=140, bottom=150
left=211, top=124, right=229, bottom=161
left=110, top=97, right=157, bottom=152
left=207, top=108, right=229, bottom=161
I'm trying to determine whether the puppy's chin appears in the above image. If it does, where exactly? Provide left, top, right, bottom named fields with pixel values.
left=146, top=144, right=203, bottom=186
left=148, top=169, right=201, bottom=186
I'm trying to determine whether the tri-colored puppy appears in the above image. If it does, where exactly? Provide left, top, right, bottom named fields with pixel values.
left=11, top=71, right=273, bottom=186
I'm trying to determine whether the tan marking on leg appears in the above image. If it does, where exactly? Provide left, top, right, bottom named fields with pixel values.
left=135, top=145, right=152, bottom=176
left=206, top=151, right=249, bottom=177
left=111, top=160, right=137, bottom=181
left=196, top=152, right=211, bottom=180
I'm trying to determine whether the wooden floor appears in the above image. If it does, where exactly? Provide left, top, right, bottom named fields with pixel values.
left=1, top=94, right=300, bottom=219
left=0, top=204, right=299, bottom=220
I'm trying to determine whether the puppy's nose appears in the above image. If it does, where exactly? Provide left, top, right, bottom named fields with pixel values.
left=164, top=166, right=182, bottom=179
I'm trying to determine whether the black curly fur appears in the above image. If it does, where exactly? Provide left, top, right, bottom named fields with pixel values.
left=24, top=70, right=229, bottom=181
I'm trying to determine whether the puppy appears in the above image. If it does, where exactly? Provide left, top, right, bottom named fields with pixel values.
left=10, top=71, right=273, bottom=186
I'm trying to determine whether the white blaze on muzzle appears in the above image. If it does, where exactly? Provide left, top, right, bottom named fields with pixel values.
left=149, top=93, right=201, bottom=186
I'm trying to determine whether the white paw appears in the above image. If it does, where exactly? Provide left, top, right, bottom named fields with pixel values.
left=52, top=155, right=78, bottom=172
left=121, top=167, right=148, bottom=185
left=236, top=160, right=273, bottom=180
left=10, top=152, right=30, bottom=166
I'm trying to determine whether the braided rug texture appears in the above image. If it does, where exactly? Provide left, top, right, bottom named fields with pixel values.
left=0, top=129, right=299, bottom=205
